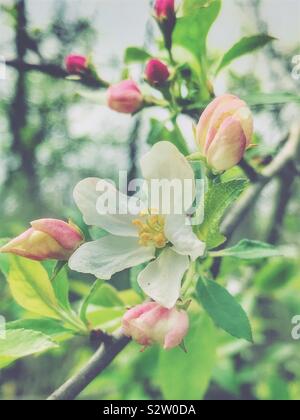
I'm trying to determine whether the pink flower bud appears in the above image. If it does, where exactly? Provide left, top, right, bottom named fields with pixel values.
left=0, top=219, right=84, bottom=261
left=107, top=80, right=143, bottom=114
left=65, top=55, right=88, bottom=74
left=196, top=94, right=253, bottom=171
left=122, top=302, right=189, bottom=350
left=154, top=0, right=175, bottom=21
left=145, top=59, right=170, bottom=86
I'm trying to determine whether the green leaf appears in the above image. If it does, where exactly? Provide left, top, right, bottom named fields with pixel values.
left=7, top=256, right=60, bottom=319
left=124, top=47, right=151, bottom=64
left=0, top=329, right=58, bottom=369
left=80, top=280, right=126, bottom=324
left=52, top=267, right=71, bottom=311
left=186, top=92, right=300, bottom=111
left=130, top=264, right=146, bottom=297
left=51, top=260, right=67, bottom=280
left=174, top=0, right=221, bottom=59
left=118, top=289, right=142, bottom=306
left=0, top=238, right=10, bottom=276
left=198, top=179, right=248, bottom=249
left=7, top=319, right=74, bottom=339
left=79, top=279, right=104, bottom=324
left=216, top=34, right=276, bottom=74
left=211, top=239, right=283, bottom=259
left=146, top=119, right=189, bottom=155
left=89, top=283, right=124, bottom=308
left=87, top=307, right=125, bottom=334
left=158, top=312, right=217, bottom=400
left=254, top=259, right=297, bottom=292
left=197, top=277, right=253, bottom=342
left=174, top=0, right=221, bottom=87
left=242, top=92, right=300, bottom=107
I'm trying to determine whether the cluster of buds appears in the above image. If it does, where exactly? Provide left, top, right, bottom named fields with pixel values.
left=122, top=302, right=189, bottom=350
left=0, top=219, right=84, bottom=261
left=64, top=2, right=176, bottom=116
left=196, top=94, right=253, bottom=171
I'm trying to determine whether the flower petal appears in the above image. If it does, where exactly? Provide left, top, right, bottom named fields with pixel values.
left=138, top=248, right=189, bottom=309
left=140, top=142, right=195, bottom=212
left=141, top=141, right=194, bottom=183
left=196, top=94, right=237, bottom=152
left=164, top=310, right=189, bottom=350
left=204, top=97, right=247, bottom=154
left=73, top=178, right=140, bottom=237
left=69, top=235, right=155, bottom=279
left=31, top=219, right=83, bottom=250
left=206, top=117, right=247, bottom=171
left=164, top=215, right=206, bottom=261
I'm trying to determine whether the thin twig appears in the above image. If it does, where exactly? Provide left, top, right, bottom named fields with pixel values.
left=6, top=59, right=106, bottom=89
left=239, top=158, right=263, bottom=183
left=47, top=336, right=130, bottom=401
left=267, top=166, right=295, bottom=244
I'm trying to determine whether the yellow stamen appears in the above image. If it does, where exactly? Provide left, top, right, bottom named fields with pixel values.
left=132, top=212, right=167, bottom=249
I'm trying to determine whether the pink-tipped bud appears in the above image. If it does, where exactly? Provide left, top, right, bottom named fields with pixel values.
left=145, top=59, right=170, bottom=86
left=196, top=94, right=253, bottom=171
left=65, top=55, right=88, bottom=74
left=154, top=0, right=175, bottom=21
left=107, top=80, right=143, bottom=114
left=0, top=219, right=84, bottom=261
left=122, top=302, right=189, bottom=350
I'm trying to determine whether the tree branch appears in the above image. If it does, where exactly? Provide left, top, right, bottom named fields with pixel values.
left=222, top=123, right=300, bottom=239
left=239, top=158, right=263, bottom=183
left=6, top=59, right=106, bottom=89
left=47, top=336, right=130, bottom=401
left=266, top=166, right=295, bottom=244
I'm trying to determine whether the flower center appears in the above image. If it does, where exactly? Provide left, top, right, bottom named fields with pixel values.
left=132, top=214, right=167, bottom=249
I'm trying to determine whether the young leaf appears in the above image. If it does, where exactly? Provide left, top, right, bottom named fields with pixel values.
left=118, top=289, right=143, bottom=306
left=52, top=267, right=72, bottom=312
left=146, top=119, right=189, bottom=156
left=158, top=312, right=217, bottom=400
left=124, top=47, right=151, bottom=64
left=174, top=0, right=221, bottom=62
left=79, top=279, right=104, bottom=324
left=89, top=283, right=124, bottom=308
left=7, top=319, right=74, bottom=339
left=197, top=277, right=253, bottom=342
left=0, top=329, right=58, bottom=369
left=87, top=307, right=125, bottom=334
left=80, top=280, right=126, bottom=324
left=198, top=179, right=248, bottom=249
left=210, top=239, right=284, bottom=260
left=7, top=256, right=61, bottom=320
left=216, top=34, right=276, bottom=74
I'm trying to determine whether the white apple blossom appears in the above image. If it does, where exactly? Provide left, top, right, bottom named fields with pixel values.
left=69, top=142, right=205, bottom=308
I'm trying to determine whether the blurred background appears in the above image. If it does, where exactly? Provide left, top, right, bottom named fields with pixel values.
left=0, top=0, right=300, bottom=400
